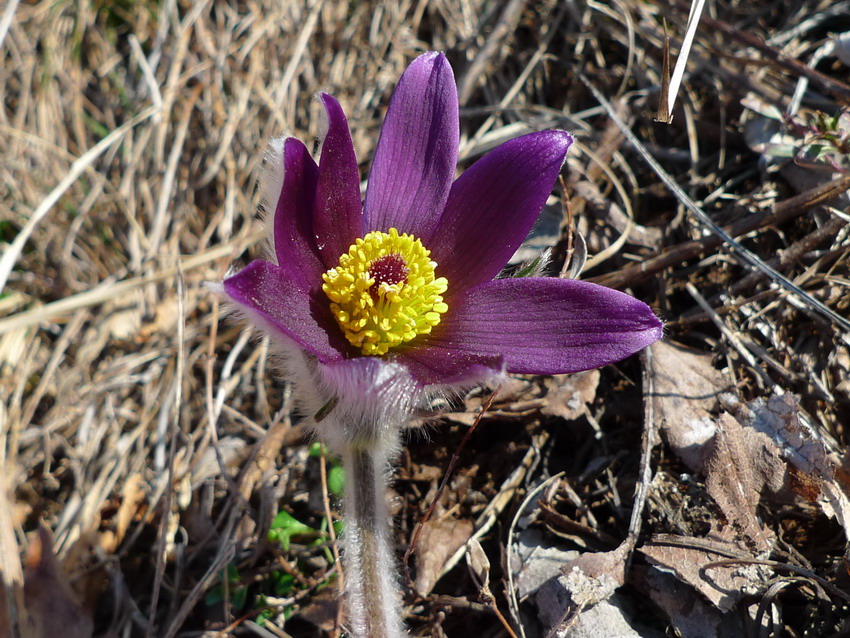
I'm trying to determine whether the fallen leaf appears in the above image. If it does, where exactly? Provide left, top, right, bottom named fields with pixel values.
left=23, top=526, right=93, bottom=638
left=512, top=529, right=579, bottom=599
left=649, top=341, right=729, bottom=471
left=536, top=582, right=662, bottom=638
left=724, top=391, right=850, bottom=541
left=540, top=369, right=599, bottom=421
left=559, top=543, right=630, bottom=607
left=465, top=537, right=490, bottom=591
left=296, top=586, right=339, bottom=632
left=640, top=534, right=772, bottom=612
left=413, top=518, right=474, bottom=596
left=704, top=413, right=784, bottom=554
left=725, top=392, right=833, bottom=477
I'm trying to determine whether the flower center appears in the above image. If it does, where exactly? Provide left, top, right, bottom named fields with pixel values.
left=368, top=253, right=409, bottom=294
left=321, top=228, right=449, bottom=356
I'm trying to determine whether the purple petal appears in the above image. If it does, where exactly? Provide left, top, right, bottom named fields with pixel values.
left=429, top=131, right=573, bottom=291
left=364, top=52, right=459, bottom=239
left=398, top=349, right=504, bottom=388
left=274, top=138, right=325, bottom=283
left=402, top=277, right=662, bottom=383
left=314, top=94, right=363, bottom=267
left=224, top=260, right=349, bottom=361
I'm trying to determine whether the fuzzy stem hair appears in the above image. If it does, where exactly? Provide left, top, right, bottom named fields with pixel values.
left=341, top=443, right=404, bottom=638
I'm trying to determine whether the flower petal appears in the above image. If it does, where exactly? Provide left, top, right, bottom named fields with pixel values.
left=403, top=277, right=662, bottom=382
left=364, top=52, right=458, bottom=239
left=314, top=94, right=363, bottom=267
left=398, top=348, right=504, bottom=388
left=223, top=260, right=348, bottom=361
left=429, top=130, right=573, bottom=291
left=274, top=138, right=325, bottom=283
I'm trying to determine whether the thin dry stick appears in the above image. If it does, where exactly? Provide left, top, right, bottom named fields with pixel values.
left=558, top=175, right=577, bottom=278
left=628, top=348, right=659, bottom=554
left=437, top=431, right=550, bottom=583
left=506, top=471, right=565, bottom=638
left=691, top=6, right=850, bottom=100
left=148, top=84, right=203, bottom=257
left=482, top=592, right=518, bottom=638
left=686, top=282, right=774, bottom=388
left=319, top=451, right=343, bottom=638
left=402, top=386, right=502, bottom=590
left=461, top=1, right=569, bottom=154
left=726, top=215, right=848, bottom=297
left=590, top=173, right=850, bottom=290
left=456, top=0, right=527, bottom=106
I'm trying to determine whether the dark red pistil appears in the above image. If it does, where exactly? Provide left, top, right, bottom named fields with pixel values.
left=369, top=254, right=408, bottom=295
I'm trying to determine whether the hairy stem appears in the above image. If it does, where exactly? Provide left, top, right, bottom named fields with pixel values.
left=341, top=444, right=403, bottom=638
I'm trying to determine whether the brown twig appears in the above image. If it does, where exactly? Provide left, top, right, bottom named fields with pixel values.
left=590, top=173, right=850, bottom=290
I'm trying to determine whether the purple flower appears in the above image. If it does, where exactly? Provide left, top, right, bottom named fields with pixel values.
left=221, top=52, right=662, bottom=447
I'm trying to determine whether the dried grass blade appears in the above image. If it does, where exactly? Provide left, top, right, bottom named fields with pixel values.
left=0, top=105, right=161, bottom=293
left=660, top=0, right=706, bottom=123
left=0, top=0, right=19, bottom=49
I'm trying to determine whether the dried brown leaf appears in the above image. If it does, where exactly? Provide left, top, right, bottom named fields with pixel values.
left=559, top=543, right=629, bottom=607
left=705, top=413, right=784, bottom=554
left=649, top=341, right=729, bottom=471
left=724, top=392, right=850, bottom=540
left=465, top=537, right=490, bottom=591
left=540, top=369, right=600, bottom=421
left=23, top=526, right=93, bottom=638
left=296, top=587, right=340, bottom=633
left=640, top=534, right=771, bottom=612
left=725, top=392, right=832, bottom=477
left=414, top=518, right=474, bottom=597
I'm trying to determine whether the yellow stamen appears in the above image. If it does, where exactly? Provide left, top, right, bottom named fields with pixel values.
left=321, top=228, right=449, bottom=356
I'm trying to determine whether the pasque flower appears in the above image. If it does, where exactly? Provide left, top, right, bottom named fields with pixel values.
left=220, top=52, right=662, bottom=638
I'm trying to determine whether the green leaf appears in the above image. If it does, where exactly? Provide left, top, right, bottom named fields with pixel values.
left=271, top=572, right=296, bottom=596
left=256, top=608, right=274, bottom=627
left=328, top=465, right=345, bottom=496
left=510, top=252, right=547, bottom=278
left=205, top=564, right=245, bottom=607
left=268, top=511, right=318, bottom=551
left=231, top=585, right=248, bottom=611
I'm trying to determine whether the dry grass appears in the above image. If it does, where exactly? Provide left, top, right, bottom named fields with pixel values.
left=1, top=1, right=849, bottom=636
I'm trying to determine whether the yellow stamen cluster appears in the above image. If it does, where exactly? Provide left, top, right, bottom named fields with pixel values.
left=322, top=228, right=449, bottom=356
